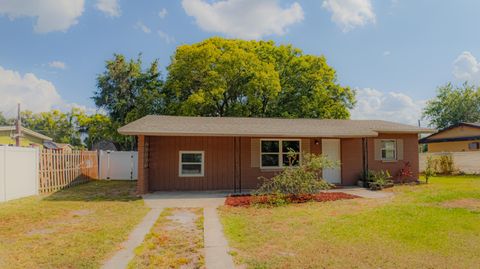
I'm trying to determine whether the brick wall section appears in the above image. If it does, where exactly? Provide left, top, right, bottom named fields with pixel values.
left=137, top=135, right=149, bottom=194
left=341, top=138, right=363, bottom=185
left=367, top=133, right=419, bottom=182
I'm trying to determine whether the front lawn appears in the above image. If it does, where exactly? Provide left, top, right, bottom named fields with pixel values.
left=220, top=176, right=480, bottom=268
left=0, top=180, right=149, bottom=269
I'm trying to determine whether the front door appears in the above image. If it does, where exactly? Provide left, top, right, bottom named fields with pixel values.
left=321, top=139, right=341, bottom=184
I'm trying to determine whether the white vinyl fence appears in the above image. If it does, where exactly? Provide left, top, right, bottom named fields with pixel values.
left=99, top=151, right=138, bottom=180
left=419, top=152, right=480, bottom=174
left=0, top=146, right=39, bottom=202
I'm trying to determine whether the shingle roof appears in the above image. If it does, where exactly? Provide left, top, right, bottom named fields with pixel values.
left=118, top=115, right=434, bottom=138
left=0, top=126, right=53, bottom=141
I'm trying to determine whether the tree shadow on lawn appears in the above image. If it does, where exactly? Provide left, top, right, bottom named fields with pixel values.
left=43, top=180, right=142, bottom=202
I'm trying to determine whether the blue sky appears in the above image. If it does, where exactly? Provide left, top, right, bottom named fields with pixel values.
left=1, top=0, right=479, bottom=125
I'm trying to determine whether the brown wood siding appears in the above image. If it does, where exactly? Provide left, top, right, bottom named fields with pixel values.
left=143, top=135, right=419, bottom=192
left=148, top=136, right=235, bottom=191
left=340, top=138, right=363, bottom=185
left=367, top=133, right=419, bottom=182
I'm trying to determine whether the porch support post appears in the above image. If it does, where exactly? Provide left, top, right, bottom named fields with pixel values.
left=362, top=138, right=369, bottom=187
left=233, top=137, right=241, bottom=193
left=137, top=135, right=149, bottom=195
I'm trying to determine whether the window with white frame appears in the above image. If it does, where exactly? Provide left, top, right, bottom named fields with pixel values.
left=179, top=151, right=204, bottom=177
left=381, top=140, right=397, bottom=161
left=261, top=139, right=301, bottom=168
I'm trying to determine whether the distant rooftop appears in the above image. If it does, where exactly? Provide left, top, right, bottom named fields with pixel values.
left=0, top=126, right=52, bottom=141
left=119, top=115, right=434, bottom=138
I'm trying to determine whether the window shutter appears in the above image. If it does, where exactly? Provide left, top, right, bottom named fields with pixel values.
left=396, top=139, right=404, bottom=160
left=301, top=139, right=310, bottom=154
left=374, top=139, right=382, bottom=161
left=251, top=138, right=260, bottom=167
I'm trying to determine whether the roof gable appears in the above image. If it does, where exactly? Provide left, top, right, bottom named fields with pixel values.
left=419, top=122, right=480, bottom=143
left=0, top=126, right=53, bottom=141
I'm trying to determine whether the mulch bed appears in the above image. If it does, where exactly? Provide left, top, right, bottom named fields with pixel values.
left=225, top=192, right=360, bottom=207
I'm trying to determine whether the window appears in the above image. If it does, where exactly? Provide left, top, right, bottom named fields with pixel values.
left=381, top=140, right=397, bottom=161
left=468, top=142, right=480, bottom=150
left=260, top=139, right=301, bottom=168
left=179, top=151, right=204, bottom=177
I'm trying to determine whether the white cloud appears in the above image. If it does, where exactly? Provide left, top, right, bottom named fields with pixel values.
left=383, top=51, right=391, bottom=56
left=452, top=51, right=480, bottom=84
left=322, top=0, right=375, bottom=32
left=0, top=65, right=94, bottom=116
left=48, top=61, right=67, bottom=69
left=0, top=66, right=62, bottom=115
left=157, top=30, right=175, bottom=44
left=95, top=0, right=121, bottom=17
left=135, top=21, right=151, bottom=34
left=181, top=0, right=304, bottom=39
left=158, top=8, right=168, bottom=19
left=0, top=0, right=84, bottom=33
left=351, top=88, right=426, bottom=125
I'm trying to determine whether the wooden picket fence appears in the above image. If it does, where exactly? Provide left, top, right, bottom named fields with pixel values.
left=39, top=149, right=98, bottom=193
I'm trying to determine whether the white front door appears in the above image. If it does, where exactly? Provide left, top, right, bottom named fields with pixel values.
left=322, top=139, right=341, bottom=184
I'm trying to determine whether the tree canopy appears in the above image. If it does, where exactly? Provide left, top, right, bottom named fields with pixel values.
left=164, top=37, right=355, bottom=118
left=423, top=83, right=480, bottom=129
left=93, top=54, right=164, bottom=125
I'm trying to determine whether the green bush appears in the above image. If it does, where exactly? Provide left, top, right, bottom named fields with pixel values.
left=425, top=154, right=456, bottom=175
left=366, top=170, right=393, bottom=190
left=253, top=153, right=337, bottom=197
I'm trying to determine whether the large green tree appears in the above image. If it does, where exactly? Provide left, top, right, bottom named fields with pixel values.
left=94, top=54, right=164, bottom=124
left=164, top=37, right=355, bottom=118
left=423, top=83, right=480, bottom=129
left=93, top=54, right=164, bottom=149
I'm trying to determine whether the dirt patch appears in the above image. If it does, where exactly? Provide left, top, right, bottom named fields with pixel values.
left=26, top=228, right=55, bottom=236
left=441, top=199, right=480, bottom=211
left=71, top=209, right=94, bottom=216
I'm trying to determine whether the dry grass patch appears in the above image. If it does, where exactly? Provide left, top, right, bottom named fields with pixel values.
left=0, top=180, right=148, bottom=269
left=441, top=198, right=480, bottom=211
left=128, top=208, right=205, bottom=269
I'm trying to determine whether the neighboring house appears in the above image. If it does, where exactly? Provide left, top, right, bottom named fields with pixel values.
left=119, top=115, right=433, bottom=193
left=419, top=122, right=480, bottom=152
left=43, top=141, right=74, bottom=151
left=0, top=126, right=52, bottom=148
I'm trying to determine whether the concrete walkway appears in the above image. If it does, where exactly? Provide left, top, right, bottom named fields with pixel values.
left=327, top=187, right=394, bottom=199
left=144, top=191, right=234, bottom=269
left=103, top=191, right=234, bottom=269
left=102, top=208, right=163, bottom=269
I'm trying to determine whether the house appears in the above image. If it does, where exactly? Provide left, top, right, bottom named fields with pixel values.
left=0, top=126, right=52, bottom=148
left=43, top=141, right=74, bottom=151
left=419, top=122, right=480, bottom=152
left=118, top=115, right=433, bottom=193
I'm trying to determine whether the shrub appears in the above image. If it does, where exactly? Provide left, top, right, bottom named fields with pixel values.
left=438, top=154, right=455, bottom=174
left=366, top=170, right=393, bottom=190
left=424, top=156, right=436, bottom=183
left=253, top=153, right=337, bottom=199
left=397, top=161, right=415, bottom=183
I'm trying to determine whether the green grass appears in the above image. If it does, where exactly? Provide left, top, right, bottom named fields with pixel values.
left=219, top=175, right=480, bottom=268
left=128, top=208, right=204, bottom=269
left=0, top=180, right=149, bottom=269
